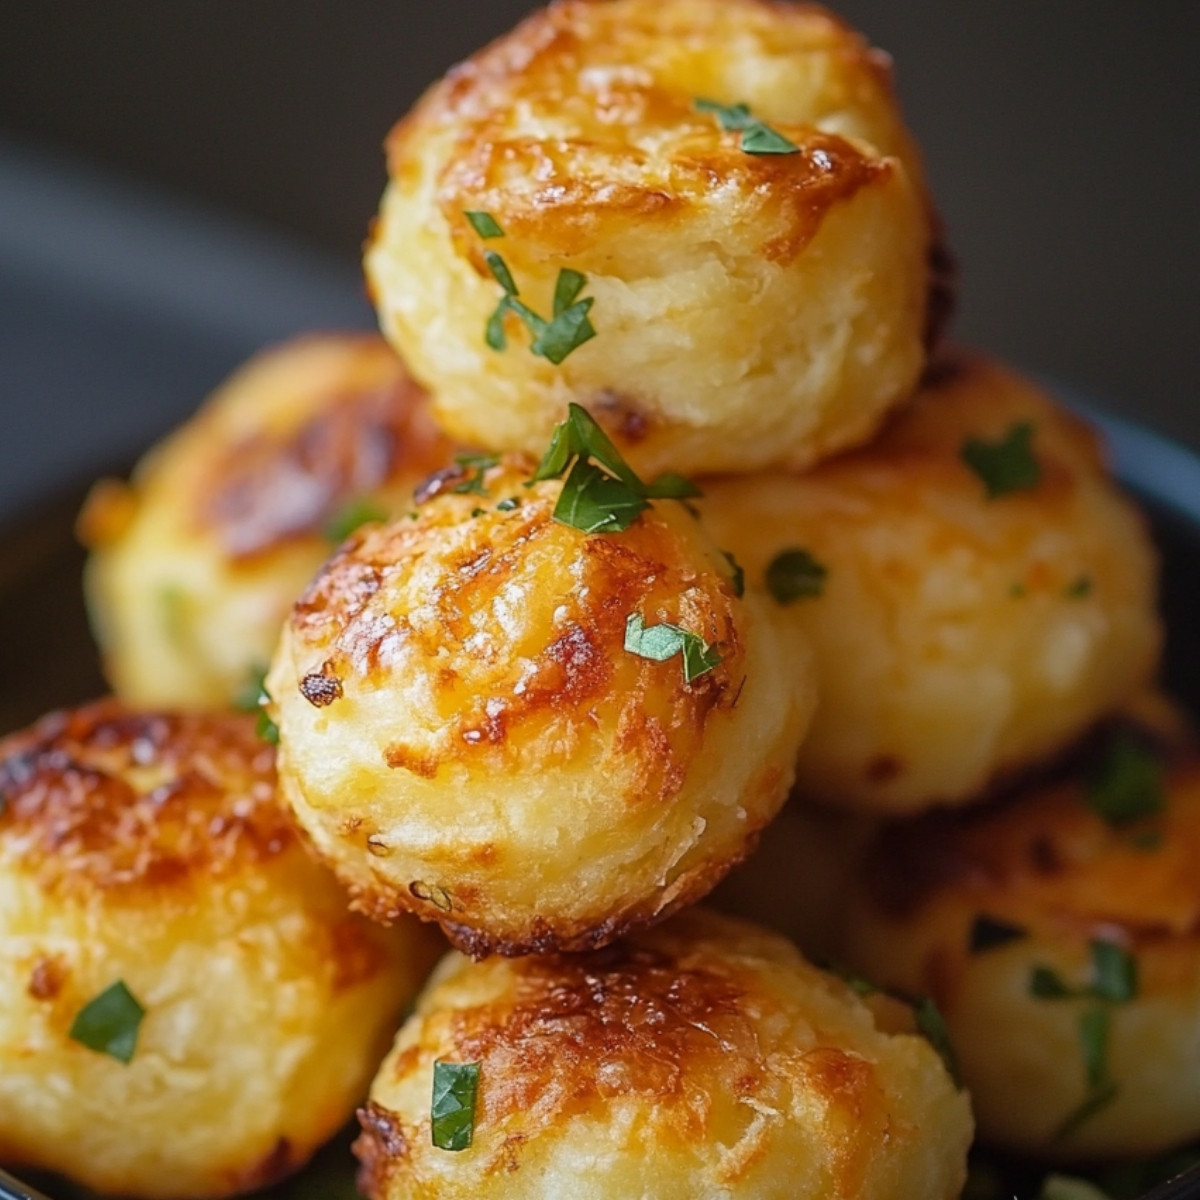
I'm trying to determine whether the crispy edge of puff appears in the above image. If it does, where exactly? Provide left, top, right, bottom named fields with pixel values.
left=366, top=0, right=944, bottom=476
left=837, top=702, right=1200, bottom=1160
left=698, top=351, right=1163, bottom=814
left=0, top=700, right=442, bottom=1199
left=77, top=332, right=454, bottom=709
left=268, top=455, right=815, bottom=958
left=354, top=909, right=972, bottom=1200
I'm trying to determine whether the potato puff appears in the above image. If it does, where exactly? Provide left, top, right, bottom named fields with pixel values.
left=699, top=353, right=1161, bottom=815
left=838, top=701, right=1200, bottom=1161
left=367, top=0, right=945, bottom=478
left=80, top=332, right=455, bottom=710
left=267, top=449, right=815, bottom=958
left=354, top=909, right=971, bottom=1200
left=0, top=700, right=441, bottom=1200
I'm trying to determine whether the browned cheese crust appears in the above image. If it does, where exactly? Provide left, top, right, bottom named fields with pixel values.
left=269, top=457, right=815, bottom=956
left=355, top=910, right=971, bottom=1200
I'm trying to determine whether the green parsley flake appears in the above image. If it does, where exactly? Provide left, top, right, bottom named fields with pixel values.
left=431, top=1060, right=481, bottom=1151
left=961, top=421, right=1042, bottom=499
left=624, top=613, right=722, bottom=684
left=534, top=404, right=700, bottom=536
left=256, top=709, right=280, bottom=745
left=234, top=664, right=269, bottom=715
left=914, top=995, right=961, bottom=1088
left=468, top=213, right=597, bottom=365
left=324, top=498, right=388, bottom=544
left=1085, top=733, right=1165, bottom=826
left=464, top=211, right=504, bottom=239
left=694, top=97, right=799, bottom=156
left=496, top=497, right=520, bottom=512
left=69, top=980, right=145, bottom=1064
left=969, top=914, right=1027, bottom=954
left=452, top=453, right=500, bottom=498
left=1065, top=575, right=1093, bottom=599
left=765, top=548, right=827, bottom=604
left=1030, top=939, right=1136, bottom=1138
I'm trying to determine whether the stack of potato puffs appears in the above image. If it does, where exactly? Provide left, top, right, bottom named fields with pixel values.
left=2, top=2, right=1194, bottom=1199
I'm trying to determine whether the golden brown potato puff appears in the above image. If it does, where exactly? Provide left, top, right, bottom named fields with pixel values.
left=267, top=451, right=815, bottom=958
left=355, top=909, right=972, bottom=1200
left=837, top=701, right=1200, bottom=1161
left=699, top=352, right=1162, bottom=815
left=80, top=332, right=455, bottom=710
left=0, top=699, right=441, bottom=1199
left=367, top=0, right=941, bottom=477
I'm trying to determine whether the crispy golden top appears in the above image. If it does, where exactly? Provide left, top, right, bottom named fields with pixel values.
left=866, top=720, right=1200, bottom=942
left=357, top=912, right=904, bottom=1192
left=198, top=346, right=448, bottom=560
left=0, top=700, right=294, bottom=893
left=288, top=457, right=744, bottom=795
left=391, top=0, right=913, bottom=271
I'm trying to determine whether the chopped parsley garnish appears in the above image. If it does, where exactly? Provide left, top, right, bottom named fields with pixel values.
left=324, top=498, right=388, bottom=544
left=961, top=421, right=1042, bottom=499
left=969, top=914, right=1027, bottom=954
left=464, top=210, right=504, bottom=239
left=914, top=995, right=961, bottom=1088
left=1085, top=734, right=1165, bottom=827
left=69, top=980, right=145, bottom=1064
left=431, top=1060, right=481, bottom=1151
left=765, top=548, right=827, bottom=604
left=1065, top=575, right=1093, bottom=599
left=694, top=97, right=799, bottom=156
left=256, top=710, right=280, bottom=745
left=468, top=218, right=596, bottom=364
left=234, top=665, right=269, bottom=714
left=624, top=613, right=722, bottom=684
left=722, top=550, right=745, bottom=598
left=233, top=666, right=278, bottom=743
left=534, top=404, right=700, bottom=535
left=1029, top=939, right=1137, bottom=1138
left=452, top=453, right=500, bottom=497
left=496, top=497, right=520, bottom=512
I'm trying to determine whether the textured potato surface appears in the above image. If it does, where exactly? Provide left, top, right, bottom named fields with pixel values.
left=367, top=0, right=942, bottom=477
left=0, top=701, right=441, bottom=1199
left=355, top=909, right=971, bottom=1200
left=80, top=332, right=455, bottom=709
left=700, top=353, right=1161, bottom=814
left=268, top=456, right=814, bottom=957
left=839, top=707, right=1200, bottom=1160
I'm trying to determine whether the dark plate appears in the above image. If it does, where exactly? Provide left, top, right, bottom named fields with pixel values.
left=1, top=401, right=1199, bottom=1200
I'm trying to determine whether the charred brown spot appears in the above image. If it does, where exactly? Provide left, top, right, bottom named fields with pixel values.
left=865, top=754, right=904, bottom=784
left=384, top=745, right=440, bottom=778
left=299, top=667, right=343, bottom=708
left=593, top=391, right=653, bottom=444
left=354, top=1102, right=410, bottom=1195
left=27, top=954, right=68, bottom=1001
left=413, top=463, right=471, bottom=505
left=231, top=1138, right=297, bottom=1192
left=199, top=362, right=448, bottom=560
left=0, top=700, right=295, bottom=893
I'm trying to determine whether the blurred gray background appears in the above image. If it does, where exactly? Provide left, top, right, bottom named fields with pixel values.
left=1, top=1, right=1197, bottom=520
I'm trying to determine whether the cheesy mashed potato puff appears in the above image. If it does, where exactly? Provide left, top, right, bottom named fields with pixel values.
left=367, top=0, right=941, bottom=477
left=267, top=452, right=814, bottom=957
left=0, top=700, right=440, bottom=1199
left=700, top=353, right=1161, bottom=814
left=80, top=332, right=454, bottom=709
left=355, top=909, right=972, bottom=1200
left=839, top=708, right=1200, bottom=1161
